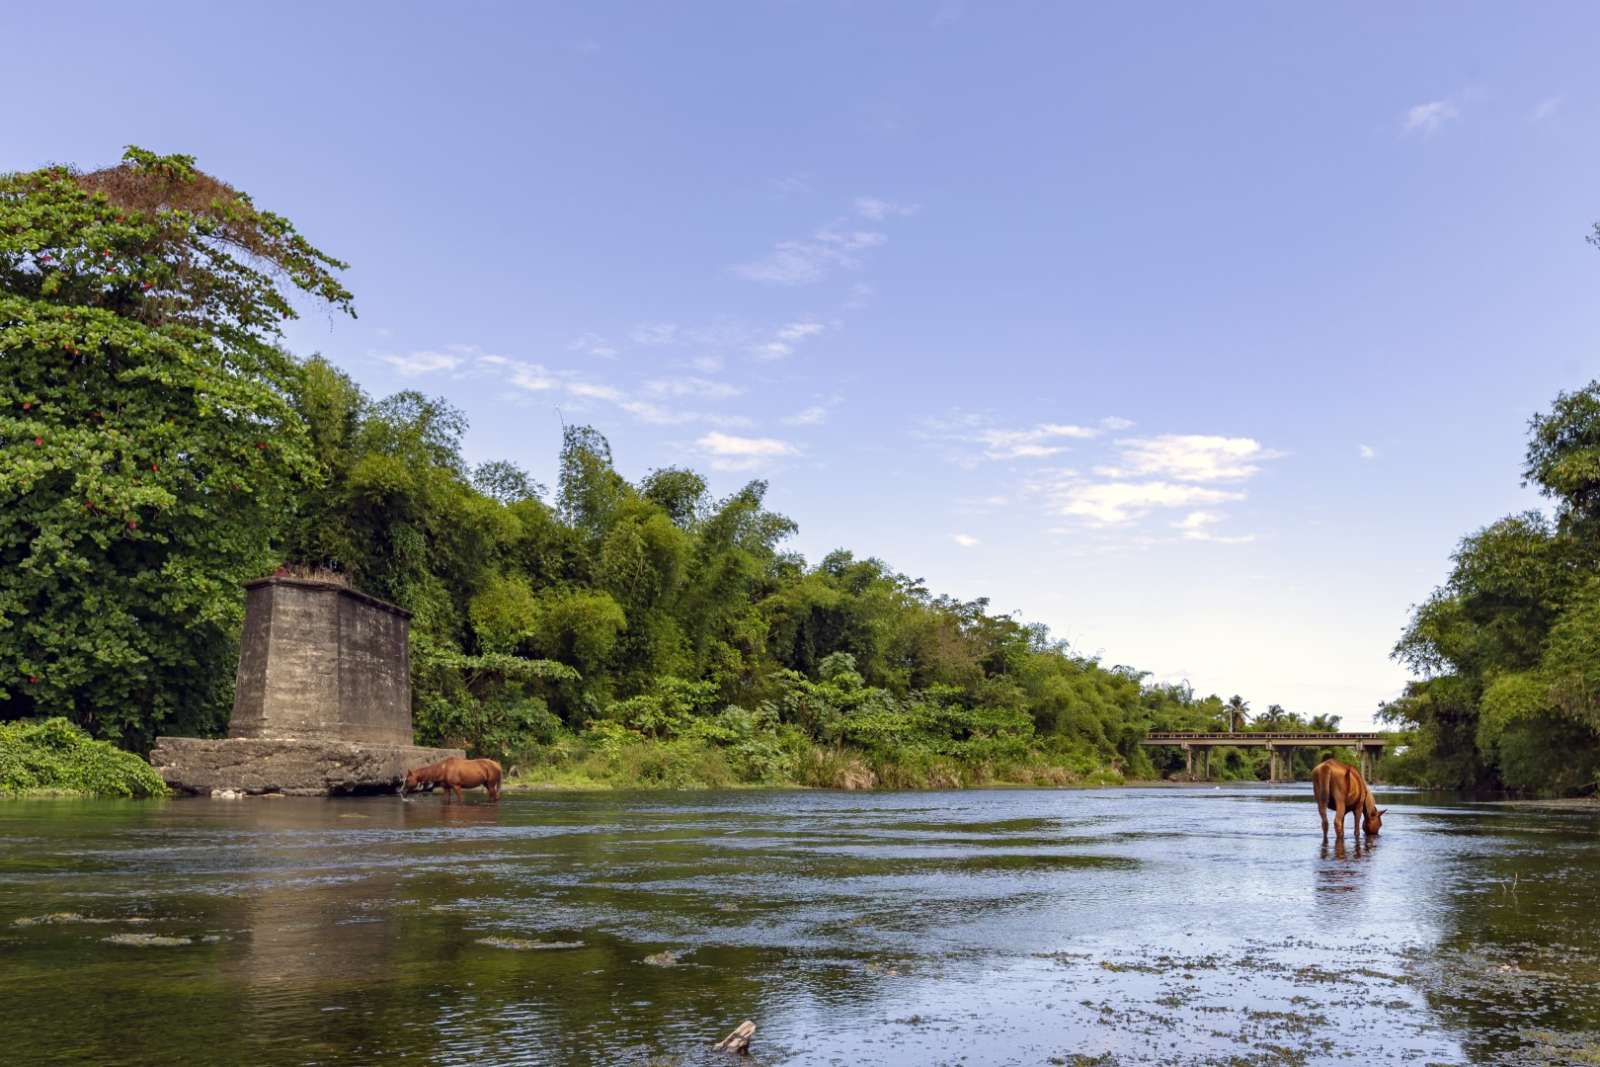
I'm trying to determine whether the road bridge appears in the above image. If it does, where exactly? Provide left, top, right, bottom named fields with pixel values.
left=1140, top=732, right=1390, bottom=782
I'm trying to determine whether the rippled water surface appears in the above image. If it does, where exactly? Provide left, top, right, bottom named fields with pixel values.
left=4, top=786, right=1600, bottom=1065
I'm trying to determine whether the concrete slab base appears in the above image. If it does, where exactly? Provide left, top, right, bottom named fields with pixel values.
left=150, top=737, right=465, bottom=796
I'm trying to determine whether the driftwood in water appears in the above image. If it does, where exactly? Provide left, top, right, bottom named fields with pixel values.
left=714, top=1020, right=755, bottom=1054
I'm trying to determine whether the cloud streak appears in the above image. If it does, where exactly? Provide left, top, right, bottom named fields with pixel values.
left=1097, top=434, right=1281, bottom=482
left=734, top=225, right=886, bottom=285
left=696, top=431, right=799, bottom=471
left=1403, top=98, right=1460, bottom=136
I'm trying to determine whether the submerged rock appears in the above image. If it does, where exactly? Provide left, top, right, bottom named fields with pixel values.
left=643, top=950, right=685, bottom=967
left=14, top=913, right=149, bottom=927
left=103, top=933, right=191, bottom=947
left=475, top=936, right=585, bottom=951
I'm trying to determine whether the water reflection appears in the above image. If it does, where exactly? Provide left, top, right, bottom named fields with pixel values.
left=1, top=789, right=1599, bottom=1064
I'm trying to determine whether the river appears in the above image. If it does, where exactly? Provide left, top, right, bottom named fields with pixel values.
left=3, top=785, right=1598, bottom=1065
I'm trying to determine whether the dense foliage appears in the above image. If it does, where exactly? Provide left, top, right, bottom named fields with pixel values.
left=1384, top=382, right=1600, bottom=793
left=0, top=717, right=168, bottom=797
left=0, top=148, right=350, bottom=746
left=2, top=150, right=1335, bottom=786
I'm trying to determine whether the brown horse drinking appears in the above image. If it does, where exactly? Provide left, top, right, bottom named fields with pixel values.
left=1311, top=758, right=1385, bottom=840
left=404, top=757, right=502, bottom=802
left=403, top=758, right=454, bottom=794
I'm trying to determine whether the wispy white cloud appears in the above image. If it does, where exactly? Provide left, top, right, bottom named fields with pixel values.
left=1047, top=480, right=1247, bottom=525
left=1097, top=434, right=1280, bottom=482
left=734, top=224, right=887, bottom=285
left=922, top=412, right=1115, bottom=466
left=1100, top=415, right=1135, bottom=431
left=952, top=533, right=979, bottom=548
left=630, top=322, right=680, bottom=346
left=382, top=349, right=464, bottom=376
left=1533, top=95, right=1563, bottom=121
left=979, top=423, right=1099, bottom=460
left=1403, top=98, right=1460, bottom=136
left=507, top=363, right=560, bottom=391
left=697, top=431, right=796, bottom=457
left=770, top=175, right=811, bottom=196
left=1359, top=444, right=1377, bottom=460
left=751, top=320, right=828, bottom=360
left=566, top=381, right=625, bottom=403
left=844, top=282, right=876, bottom=309
left=854, top=196, right=919, bottom=221
left=1173, top=510, right=1255, bottom=544
left=695, top=431, right=799, bottom=471
left=688, top=354, right=724, bottom=373
left=568, top=333, right=618, bottom=359
left=782, top=405, right=829, bottom=426
left=619, top=400, right=753, bottom=428
left=644, top=377, right=743, bottom=399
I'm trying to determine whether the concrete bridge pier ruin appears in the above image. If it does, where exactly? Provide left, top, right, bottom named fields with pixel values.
left=150, top=577, right=462, bottom=795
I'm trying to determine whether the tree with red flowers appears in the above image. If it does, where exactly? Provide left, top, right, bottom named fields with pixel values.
left=0, top=148, right=352, bottom=747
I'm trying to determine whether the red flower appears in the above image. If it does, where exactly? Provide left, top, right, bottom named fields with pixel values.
left=33, top=436, right=42, bottom=447
left=21, top=402, right=29, bottom=410
left=127, top=520, right=138, bottom=530
left=29, top=676, right=37, bottom=685
left=151, top=463, right=159, bottom=471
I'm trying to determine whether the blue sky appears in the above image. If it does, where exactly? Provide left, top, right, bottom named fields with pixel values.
left=9, top=3, right=1600, bottom=727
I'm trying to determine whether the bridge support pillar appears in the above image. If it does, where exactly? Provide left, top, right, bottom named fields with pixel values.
left=1184, top=744, right=1192, bottom=776
left=1359, top=745, right=1376, bottom=782
left=1201, top=747, right=1210, bottom=781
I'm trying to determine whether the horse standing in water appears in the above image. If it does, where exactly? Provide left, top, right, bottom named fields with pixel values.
left=404, top=757, right=503, bottom=802
left=1311, top=758, right=1386, bottom=840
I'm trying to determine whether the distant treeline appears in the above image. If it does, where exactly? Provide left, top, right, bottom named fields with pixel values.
left=2, top=148, right=1342, bottom=787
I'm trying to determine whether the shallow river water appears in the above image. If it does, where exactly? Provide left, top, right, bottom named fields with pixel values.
left=4, top=785, right=1600, bottom=1065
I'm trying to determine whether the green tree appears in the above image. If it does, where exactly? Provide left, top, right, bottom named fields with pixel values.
left=0, top=149, right=351, bottom=746
left=1388, top=381, right=1600, bottom=791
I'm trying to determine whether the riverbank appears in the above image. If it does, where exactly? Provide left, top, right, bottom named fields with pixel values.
left=497, top=735, right=1135, bottom=793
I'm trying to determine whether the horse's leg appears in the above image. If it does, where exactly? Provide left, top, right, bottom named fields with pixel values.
left=1333, top=792, right=1347, bottom=840
left=1314, top=776, right=1329, bottom=837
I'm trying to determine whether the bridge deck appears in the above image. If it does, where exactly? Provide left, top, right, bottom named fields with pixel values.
left=1141, top=732, right=1388, bottom=747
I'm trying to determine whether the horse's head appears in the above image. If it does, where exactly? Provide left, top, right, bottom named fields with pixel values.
left=403, top=768, right=424, bottom=793
left=1364, top=808, right=1388, bottom=836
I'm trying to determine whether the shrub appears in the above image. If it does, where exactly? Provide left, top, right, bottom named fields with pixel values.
left=0, top=718, right=168, bottom=797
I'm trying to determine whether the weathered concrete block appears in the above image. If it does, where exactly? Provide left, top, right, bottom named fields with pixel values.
left=150, top=577, right=449, bottom=796
left=228, top=577, right=412, bottom=745
left=151, top=737, right=463, bottom=796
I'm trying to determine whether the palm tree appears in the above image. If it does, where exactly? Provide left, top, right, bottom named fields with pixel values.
left=1224, top=695, right=1250, bottom=733
left=1261, top=703, right=1287, bottom=730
